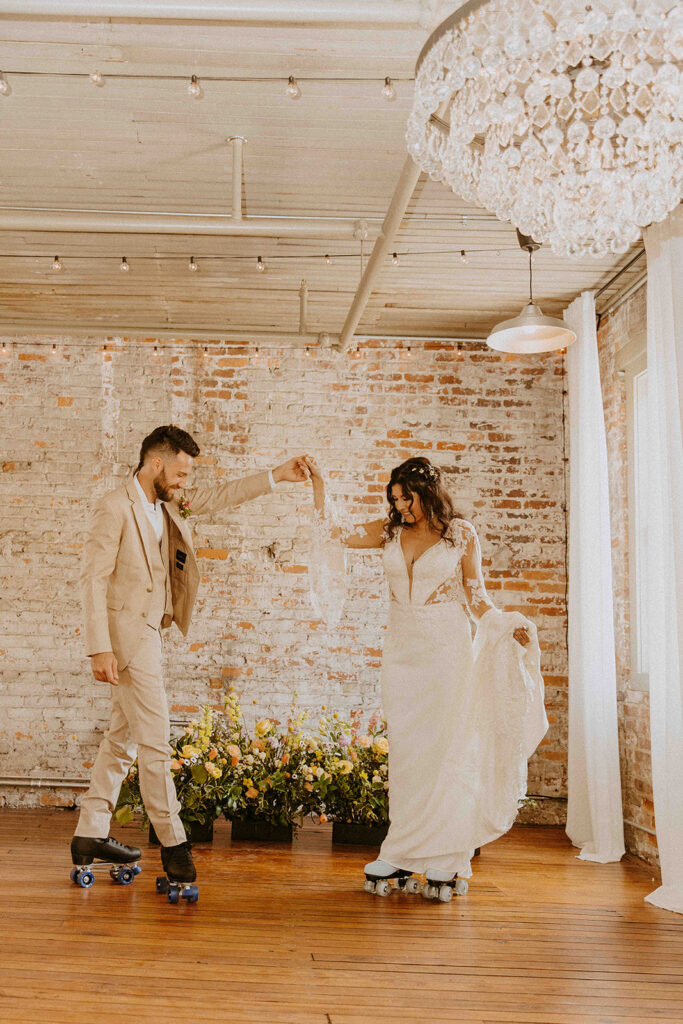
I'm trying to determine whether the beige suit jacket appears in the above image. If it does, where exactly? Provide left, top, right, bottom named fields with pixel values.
left=80, top=469, right=273, bottom=670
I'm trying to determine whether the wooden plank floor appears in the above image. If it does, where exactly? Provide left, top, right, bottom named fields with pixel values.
left=2, top=810, right=681, bottom=1024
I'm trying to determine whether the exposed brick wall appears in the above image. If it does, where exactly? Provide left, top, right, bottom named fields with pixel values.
left=0, top=334, right=567, bottom=817
left=597, top=285, right=658, bottom=867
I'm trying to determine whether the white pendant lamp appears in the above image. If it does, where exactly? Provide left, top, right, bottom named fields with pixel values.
left=487, top=231, right=577, bottom=354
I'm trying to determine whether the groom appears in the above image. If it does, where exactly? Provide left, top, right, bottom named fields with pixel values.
left=72, top=424, right=310, bottom=887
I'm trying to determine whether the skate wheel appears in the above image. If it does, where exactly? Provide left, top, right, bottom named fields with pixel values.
left=375, top=880, right=392, bottom=897
left=70, top=868, right=79, bottom=884
left=183, top=886, right=199, bottom=904
left=119, top=868, right=134, bottom=886
left=363, top=879, right=376, bottom=894
left=168, top=888, right=179, bottom=904
left=422, top=883, right=437, bottom=900
left=455, top=878, right=468, bottom=895
left=78, top=870, right=95, bottom=889
left=438, top=884, right=453, bottom=903
left=405, top=877, right=421, bottom=894
left=156, top=876, right=169, bottom=894
left=133, top=865, right=142, bottom=876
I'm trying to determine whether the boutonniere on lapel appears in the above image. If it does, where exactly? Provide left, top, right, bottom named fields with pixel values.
left=178, top=494, right=192, bottom=519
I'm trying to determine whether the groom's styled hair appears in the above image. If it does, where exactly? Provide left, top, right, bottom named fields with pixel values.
left=135, top=424, right=200, bottom=473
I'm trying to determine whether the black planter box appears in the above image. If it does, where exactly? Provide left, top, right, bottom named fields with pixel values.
left=332, top=821, right=389, bottom=845
left=229, top=818, right=293, bottom=842
left=148, top=819, right=214, bottom=845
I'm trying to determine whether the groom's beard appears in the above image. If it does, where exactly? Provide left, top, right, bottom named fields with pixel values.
left=153, top=470, right=176, bottom=503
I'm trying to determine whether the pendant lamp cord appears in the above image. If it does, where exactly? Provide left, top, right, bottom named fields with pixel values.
left=528, top=247, right=533, bottom=304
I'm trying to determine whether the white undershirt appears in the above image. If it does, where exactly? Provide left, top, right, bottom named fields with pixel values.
left=134, top=473, right=164, bottom=544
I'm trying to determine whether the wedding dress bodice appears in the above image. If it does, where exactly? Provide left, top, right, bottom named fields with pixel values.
left=382, top=519, right=485, bottom=612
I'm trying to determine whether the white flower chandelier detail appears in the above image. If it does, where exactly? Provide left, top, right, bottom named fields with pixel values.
left=407, top=0, right=683, bottom=258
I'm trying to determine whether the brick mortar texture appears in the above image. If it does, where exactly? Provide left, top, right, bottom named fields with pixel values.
left=0, top=334, right=568, bottom=817
left=597, top=286, right=658, bottom=868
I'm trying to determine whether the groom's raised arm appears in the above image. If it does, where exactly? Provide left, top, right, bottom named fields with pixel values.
left=178, top=456, right=310, bottom=517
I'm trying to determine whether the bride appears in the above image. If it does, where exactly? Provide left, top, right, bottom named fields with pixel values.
left=304, top=453, right=548, bottom=900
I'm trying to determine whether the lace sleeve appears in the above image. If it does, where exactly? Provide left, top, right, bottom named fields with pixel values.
left=460, top=521, right=497, bottom=621
left=309, top=496, right=348, bottom=627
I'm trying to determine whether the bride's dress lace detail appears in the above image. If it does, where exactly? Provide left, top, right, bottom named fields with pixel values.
left=309, top=498, right=349, bottom=626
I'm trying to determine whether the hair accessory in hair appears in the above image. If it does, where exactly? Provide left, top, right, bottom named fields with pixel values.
left=415, top=463, right=438, bottom=482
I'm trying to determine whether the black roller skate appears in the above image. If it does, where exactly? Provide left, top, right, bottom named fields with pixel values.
left=363, top=858, right=421, bottom=897
left=70, top=835, right=142, bottom=889
left=156, top=840, right=198, bottom=904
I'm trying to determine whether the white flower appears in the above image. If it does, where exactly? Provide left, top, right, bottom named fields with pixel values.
left=383, top=781, right=390, bottom=790
left=258, top=751, right=267, bottom=761
left=245, top=754, right=254, bottom=764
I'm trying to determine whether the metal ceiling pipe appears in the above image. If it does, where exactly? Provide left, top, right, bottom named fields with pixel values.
left=338, top=155, right=421, bottom=352
left=227, top=136, right=246, bottom=223
left=0, top=208, right=372, bottom=239
left=0, top=326, right=340, bottom=344
left=0, top=0, right=425, bottom=24
left=299, top=279, right=308, bottom=334
left=338, top=101, right=449, bottom=353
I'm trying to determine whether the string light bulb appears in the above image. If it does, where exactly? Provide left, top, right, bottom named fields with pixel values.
left=256, top=256, right=265, bottom=272
left=52, top=256, right=62, bottom=272
left=460, top=249, right=469, bottom=265
left=0, top=73, right=10, bottom=96
left=325, top=254, right=331, bottom=265
left=286, top=76, right=301, bottom=100
left=188, top=256, right=198, bottom=273
left=392, top=252, right=400, bottom=266
left=90, top=70, right=104, bottom=86
left=51, top=343, right=57, bottom=353
left=382, top=77, right=396, bottom=101
left=153, top=345, right=159, bottom=355
left=203, top=345, right=208, bottom=355
left=188, top=74, right=202, bottom=98
left=120, top=257, right=129, bottom=272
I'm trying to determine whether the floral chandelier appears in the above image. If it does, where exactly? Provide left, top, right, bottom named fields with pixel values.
left=407, top=0, right=683, bottom=258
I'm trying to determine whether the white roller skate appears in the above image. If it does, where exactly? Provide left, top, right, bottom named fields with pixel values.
left=422, top=866, right=469, bottom=903
left=363, top=858, right=421, bottom=897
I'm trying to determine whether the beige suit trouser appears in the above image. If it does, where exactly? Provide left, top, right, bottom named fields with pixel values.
left=75, top=625, right=186, bottom=847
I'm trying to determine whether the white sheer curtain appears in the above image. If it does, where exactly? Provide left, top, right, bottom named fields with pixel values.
left=564, top=291, right=625, bottom=863
left=643, top=209, right=683, bottom=915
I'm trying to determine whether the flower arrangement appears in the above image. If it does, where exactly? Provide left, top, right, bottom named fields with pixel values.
left=177, top=493, right=192, bottom=519
left=115, top=693, right=390, bottom=835
left=315, top=709, right=390, bottom=828
left=220, top=688, right=325, bottom=829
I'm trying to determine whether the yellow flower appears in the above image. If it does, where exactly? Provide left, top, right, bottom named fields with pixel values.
left=373, top=737, right=389, bottom=755
left=335, top=759, right=354, bottom=775
left=181, top=744, right=201, bottom=759
left=205, top=761, right=221, bottom=779
left=255, top=718, right=272, bottom=737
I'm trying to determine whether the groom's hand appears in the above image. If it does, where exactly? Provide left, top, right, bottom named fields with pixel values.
left=91, top=651, right=119, bottom=685
left=272, top=456, right=311, bottom=484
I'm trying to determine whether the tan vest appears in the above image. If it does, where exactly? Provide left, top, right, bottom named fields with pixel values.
left=144, top=507, right=174, bottom=631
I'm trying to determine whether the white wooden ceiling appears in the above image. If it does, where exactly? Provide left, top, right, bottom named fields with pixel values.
left=0, top=7, right=645, bottom=339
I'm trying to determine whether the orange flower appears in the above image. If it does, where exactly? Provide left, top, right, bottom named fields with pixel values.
left=281, top=752, right=290, bottom=765
left=320, top=813, right=328, bottom=824
left=304, top=782, right=314, bottom=792
left=170, top=758, right=183, bottom=771
left=208, top=747, right=218, bottom=760
left=245, top=787, right=259, bottom=799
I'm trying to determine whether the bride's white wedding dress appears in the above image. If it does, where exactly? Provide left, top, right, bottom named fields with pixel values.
left=311, top=513, right=549, bottom=880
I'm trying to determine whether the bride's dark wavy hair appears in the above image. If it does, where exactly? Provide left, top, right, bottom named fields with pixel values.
left=384, top=457, right=463, bottom=545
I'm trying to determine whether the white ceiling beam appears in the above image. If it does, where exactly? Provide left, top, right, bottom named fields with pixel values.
left=0, top=0, right=427, bottom=24
left=0, top=208, right=373, bottom=239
